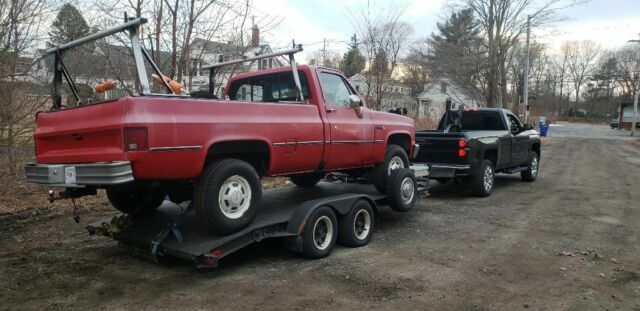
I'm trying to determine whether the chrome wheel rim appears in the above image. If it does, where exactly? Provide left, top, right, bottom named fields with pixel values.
left=530, top=155, right=539, bottom=177
left=400, top=177, right=415, bottom=203
left=353, top=209, right=371, bottom=240
left=218, top=175, right=252, bottom=219
left=483, top=166, right=494, bottom=193
left=313, top=215, right=333, bottom=250
left=388, top=156, right=405, bottom=175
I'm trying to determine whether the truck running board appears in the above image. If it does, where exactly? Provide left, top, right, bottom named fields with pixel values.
left=504, top=166, right=528, bottom=174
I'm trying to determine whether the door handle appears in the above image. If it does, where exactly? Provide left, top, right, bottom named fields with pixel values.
left=375, top=125, right=385, bottom=130
left=326, top=108, right=336, bottom=112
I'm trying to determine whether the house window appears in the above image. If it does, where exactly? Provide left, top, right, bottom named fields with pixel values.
left=440, top=82, right=447, bottom=93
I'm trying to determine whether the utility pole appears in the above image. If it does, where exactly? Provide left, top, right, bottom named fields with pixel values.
left=629, top=35, right=639, bottom=136
left=322, top=38, right=327, bottom=67
left=523, top=15, right=531, bottom=123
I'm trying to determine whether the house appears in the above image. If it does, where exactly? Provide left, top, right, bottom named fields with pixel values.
left=416, top=75, right=484, bottom=121
left=347, top=74, right=415, bottom=114
left=188, top=23, right=283, bottom=94
left=618, top=100, right=639, bottom=130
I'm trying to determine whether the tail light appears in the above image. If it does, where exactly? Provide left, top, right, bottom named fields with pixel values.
left=124, top=127, right=148, bottom=151
left=458, top=139, right=468, bottom=157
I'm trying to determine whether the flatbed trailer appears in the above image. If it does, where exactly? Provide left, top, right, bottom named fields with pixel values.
left=87, top=168, right=428, bottom=268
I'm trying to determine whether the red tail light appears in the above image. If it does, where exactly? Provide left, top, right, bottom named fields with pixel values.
left=458, top=139, right=468, bottom=157
left=124, top=127, right=148, bottom=151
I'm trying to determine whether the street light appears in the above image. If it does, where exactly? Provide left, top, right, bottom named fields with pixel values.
left=628, top=38, right=640, bottom=136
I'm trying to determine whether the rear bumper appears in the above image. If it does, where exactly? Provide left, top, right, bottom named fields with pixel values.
left=428, top=163, right=471, bottom=178
left=24, top=161, right=134, bottom=187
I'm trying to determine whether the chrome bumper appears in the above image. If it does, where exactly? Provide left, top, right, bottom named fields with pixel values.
left=428, top=163, right=471, bottom=178
left=24, top=161, right=134, bottom=187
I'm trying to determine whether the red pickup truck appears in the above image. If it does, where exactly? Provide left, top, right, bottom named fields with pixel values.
left=25, top=20, right=416, bottom=234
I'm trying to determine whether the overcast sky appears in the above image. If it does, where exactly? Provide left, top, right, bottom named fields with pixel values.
left=252, top=0, right=640, bottom=62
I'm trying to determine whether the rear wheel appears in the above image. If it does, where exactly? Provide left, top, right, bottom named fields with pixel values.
left=469, top=160, right=494, bottom=197
left=302, top=206, right=338, bottom=259
left=194, top=159, right=262, bottom=235
left=106, top=183, right=165, bottom=216
left=372, top=145, right=409, bottom=194
left=290, top=173, right=324, bottom=187
left=521, top=151, right=539, bottom=182
left=338, top=200, right=374, bottom=247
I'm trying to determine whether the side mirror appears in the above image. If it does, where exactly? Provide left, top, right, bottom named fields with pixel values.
left=522, top=124, right=533, bottom=131
left=348, top=94, right=362, bottom=108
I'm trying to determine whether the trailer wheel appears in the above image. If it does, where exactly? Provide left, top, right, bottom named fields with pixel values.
left=372, top=145, right=409, bottom=194
left=290, top=173, right=324, bottom=187
left=302, top=206, right=337, bottom=259
left=194, top=159, right=262, bottom=235
left=386, top=168, right=417, bottom=212
left=106, top=183, right=165, bottom=216
left=338, top=200, right=374, bottom=247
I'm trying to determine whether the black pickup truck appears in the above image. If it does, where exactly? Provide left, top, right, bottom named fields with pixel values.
left=414, top=107, right=541, bottom=197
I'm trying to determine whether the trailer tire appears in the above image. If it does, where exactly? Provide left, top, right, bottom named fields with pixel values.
left=338, top=200, right=374, bottom=247
left=373, top=145, right=410, bottom=194
left=290, top=173, right=324, bottom=187
left=301, top=206, right=338, bottom=259
left=470, top=159, right=494, bottom=197
left=386, top=168, right=417, bottom=212
left=194, top=159, right=262, bottom=235
left=106, top=184, right=165, bottom=216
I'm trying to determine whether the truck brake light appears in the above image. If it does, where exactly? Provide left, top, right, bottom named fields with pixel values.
left=458, top=139, right=468, bottom=157
left=124, top=127, right=148, bottom=151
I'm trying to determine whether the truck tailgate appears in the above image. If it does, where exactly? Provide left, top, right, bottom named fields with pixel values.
left=415, top=131, right=466, bottom=164
left=35, top=99, right=127, bottom=164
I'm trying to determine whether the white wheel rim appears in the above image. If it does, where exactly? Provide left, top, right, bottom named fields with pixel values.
left=218, top=175, right=252, bottom=219
left=531, top=154, right=539, bottom=177
left=483, top=166, right=493, bottom=192
left=353, top=209, right=372, bottom=240
left=388, top=156, right=405, bottom=175
left=313, top=215, right=333, bottom=250
left=400, top=177, right=415, bottom=203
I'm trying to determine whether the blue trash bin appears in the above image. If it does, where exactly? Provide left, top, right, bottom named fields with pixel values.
left=539, top=125, right=548, bottom=137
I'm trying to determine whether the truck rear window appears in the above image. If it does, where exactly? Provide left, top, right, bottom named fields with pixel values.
left=460, top=111, right=506, bottom=131
left=229, top=71, right=311, bottom=103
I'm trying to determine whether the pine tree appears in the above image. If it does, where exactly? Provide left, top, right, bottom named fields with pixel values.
left=49, top=4, right=90, bottom=47
left=339, top=34, right=366, bottom=77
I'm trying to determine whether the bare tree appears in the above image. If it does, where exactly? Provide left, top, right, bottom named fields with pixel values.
left=564, top=40, right=599, bottom=110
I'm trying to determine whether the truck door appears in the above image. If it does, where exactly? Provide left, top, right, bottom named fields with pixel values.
left=507, top=113, right=530, bottom=166
left=318, top=71, right=375, bottom=170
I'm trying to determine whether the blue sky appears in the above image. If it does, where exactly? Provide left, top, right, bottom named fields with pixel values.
left=252, top=0, right=640, bottom=61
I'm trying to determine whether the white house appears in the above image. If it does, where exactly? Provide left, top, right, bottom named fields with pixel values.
left=416, top=75, right=484, bottom=121
left=347, top=74, right=415, bottom=113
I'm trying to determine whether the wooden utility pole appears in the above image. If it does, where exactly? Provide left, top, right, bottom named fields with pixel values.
left=523, top=15, right=531, bottom=123
left=629, top=35, right=639, bottom=136
left=322, top=38, right=327, bottom=67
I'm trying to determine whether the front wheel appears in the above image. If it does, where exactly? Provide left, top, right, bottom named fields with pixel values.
left=194, top=159, right=262, bottom=235
left=106, top=183, right=165, bottom=216
left=372, top=145, right=409, bottom=194
left=469, top=160, right=494, bottom=197
left=521, top=152, right=539, bottom=182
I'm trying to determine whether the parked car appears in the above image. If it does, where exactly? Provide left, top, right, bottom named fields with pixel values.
left=610, top=119, right=620, bottom=129
left=414, top=107, right=541, bottom=197
left=24, top=19, right=416, bottom=235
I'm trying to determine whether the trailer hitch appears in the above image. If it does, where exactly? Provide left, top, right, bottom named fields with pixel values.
left=48, top=188, right=96, bottom=222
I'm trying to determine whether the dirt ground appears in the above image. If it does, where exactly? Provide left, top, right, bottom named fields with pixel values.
left=1, top=122, right=639, bottom=310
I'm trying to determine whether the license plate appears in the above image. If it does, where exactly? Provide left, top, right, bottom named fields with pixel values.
left=64, top=166, right=77, bottom=184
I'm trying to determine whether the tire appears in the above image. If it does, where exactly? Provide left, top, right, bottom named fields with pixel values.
left=386, top=168, right=417, bottom=212
left=290, top=173, right=324, bottom=187
left=106, top=183, right=165, bottom=216
left=521, top=151, right=540, bottom=182
left=194, top=159, right=262, bottom=235
left=469, top=159, right=494, bottom=197
left=302, top=206, right=338, bottom=259
left=372, top=145, right=410, bottom=194
left=338, top=200, right=375, bottom=247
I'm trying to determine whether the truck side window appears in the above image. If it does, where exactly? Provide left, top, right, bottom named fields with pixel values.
left=507, top=114, right=522, bottom=134
left=320, top=72, right=352, bottom=107
left=229, top=71, right=310, bottom=103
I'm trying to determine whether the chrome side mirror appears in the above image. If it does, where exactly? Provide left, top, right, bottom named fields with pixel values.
left=348, top=94, right=362, bottom=108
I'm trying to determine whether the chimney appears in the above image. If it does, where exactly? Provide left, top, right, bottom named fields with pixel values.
left=251, top=18, right=259, bottom=47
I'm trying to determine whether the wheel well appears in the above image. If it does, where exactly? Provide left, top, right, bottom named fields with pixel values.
left=387, top=133, right=411, bottom=154
left=205, top=140, right=270, bottom=176
left=532, top=143, right=541, bottom=157
left=484, top=149, right=497, bottom=168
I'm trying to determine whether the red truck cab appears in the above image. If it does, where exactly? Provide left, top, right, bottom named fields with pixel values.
left=25, top=19, right=416, bottom=234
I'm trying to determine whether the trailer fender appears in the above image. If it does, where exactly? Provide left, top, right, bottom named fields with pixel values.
left=284, top=193, right=378, bottom=252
